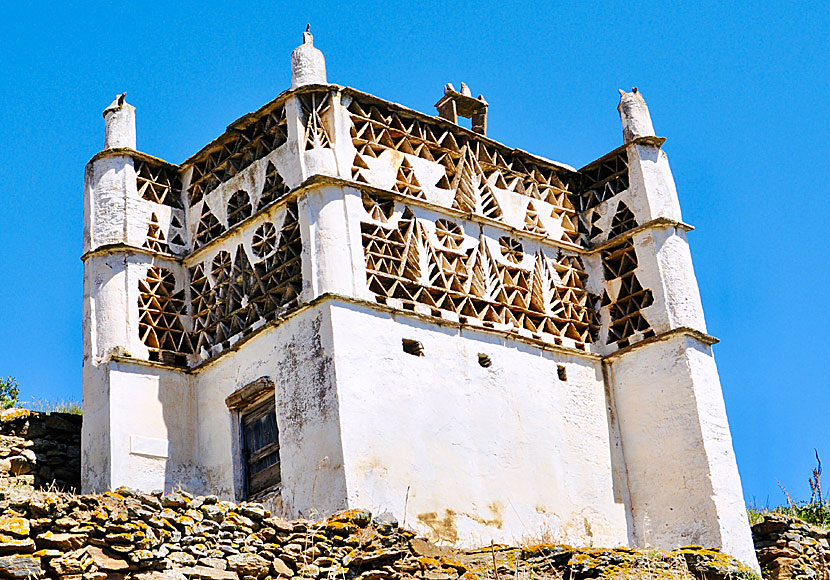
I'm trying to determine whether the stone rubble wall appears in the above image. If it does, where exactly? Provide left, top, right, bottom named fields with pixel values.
left=0, top=487, right=753, bottom=580
left=0, top=409, right=82, bottom=492
left=752, top=514, right=829, bottom=580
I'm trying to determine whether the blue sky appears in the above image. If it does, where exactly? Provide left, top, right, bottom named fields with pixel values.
left=0, top=1, right=827, bottom=505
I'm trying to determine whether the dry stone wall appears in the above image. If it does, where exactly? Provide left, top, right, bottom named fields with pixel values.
left=0, top=487, right=754, bottom=580
left=0, top=409, right=81, bottom=492
left=752, top=514, right=829, bottom=580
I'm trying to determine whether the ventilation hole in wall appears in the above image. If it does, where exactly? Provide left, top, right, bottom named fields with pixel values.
left=557, top=365, right=567, bottom=381
left=402, top=339, right=424, bottom=357
left=478, top=354, right=492, bottom=368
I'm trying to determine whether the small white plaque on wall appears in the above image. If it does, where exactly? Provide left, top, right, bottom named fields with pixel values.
left=130, top=435, right=169, bottom=459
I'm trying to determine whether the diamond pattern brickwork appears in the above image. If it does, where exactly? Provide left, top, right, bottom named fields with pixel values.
left=347, top=96, right=586, bottom=246
left=138, top=267, right=193, bottom=366
left=136, top=159, right=183, bottom=209
left=187, top=105, right=288, bottom=205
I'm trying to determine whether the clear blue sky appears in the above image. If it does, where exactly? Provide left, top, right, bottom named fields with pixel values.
left=0, top=1, right=827, bottom=505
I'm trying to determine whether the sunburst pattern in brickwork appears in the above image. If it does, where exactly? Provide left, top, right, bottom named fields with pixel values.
left=189, top=202, right=303, bottom=357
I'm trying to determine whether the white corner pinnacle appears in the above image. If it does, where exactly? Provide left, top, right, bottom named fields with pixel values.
left=618, top=87, right=655, bottom=144
left=103, top=92, right=136, bottom=150
left=291, top=25, right=327, bottom=90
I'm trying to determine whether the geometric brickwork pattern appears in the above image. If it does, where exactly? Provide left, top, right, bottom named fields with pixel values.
left=299, top=93, right=332, bottom=151
left=259, top=162, right=290, bottom=209
left=188, top=202, right=303, bottom=357
left=135, top=158, right=183, bottom=209
left=600, top=239, right=654, bottom=348
left=187, top=104, right=288, bottom=206
left=576, top=148, right=629, bottom=213
left=191, top=159, right=293, bottom=250
left=360, top=195, right=599, bottom=350
left=137, top=267, right=193, bottom=366
left=347, top=95, right=586, bottom=246
left=143, top=213, right=168, bottom=253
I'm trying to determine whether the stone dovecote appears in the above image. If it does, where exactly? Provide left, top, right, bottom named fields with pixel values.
left=81, top=30, right=759, bottom=572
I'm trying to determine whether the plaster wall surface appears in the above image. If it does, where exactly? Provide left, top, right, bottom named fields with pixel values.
left=608, top=334, right=757, bottom=569
left=192, top=303, right=347, bottom=516
left=627, top=144, right=682, bottom=222
left=328, top=300, right=631, bottom=547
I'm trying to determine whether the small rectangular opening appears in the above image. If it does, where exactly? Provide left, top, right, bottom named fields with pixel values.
left=402, top=338, right=424, bottom=357
left=557, top=365, right=567, bottom=381
left=478, top=353, right=492, bottom=368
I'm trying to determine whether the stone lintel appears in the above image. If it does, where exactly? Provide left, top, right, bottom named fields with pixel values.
left=80, top=243, right=184, bottom=264
left=603, top=326, right=719, bottom=361
left=225, top=377, right=276, bottom=410
left=87, top=147, right=178, bottom=172
left=586, top=217, right=694, bottom=254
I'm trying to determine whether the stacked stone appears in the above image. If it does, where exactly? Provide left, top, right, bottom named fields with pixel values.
left=0, top=487, right=753, bottom=580
left=0, top=410, right=82, bottom=492
left=752, top=514, right=829, bottom=580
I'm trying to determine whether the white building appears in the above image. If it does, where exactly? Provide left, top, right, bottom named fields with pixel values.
left=81, top=31, right=759, bottom=569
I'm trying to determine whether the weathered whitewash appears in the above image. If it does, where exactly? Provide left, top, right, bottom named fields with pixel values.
left=81, top=31, right=759, bottom=570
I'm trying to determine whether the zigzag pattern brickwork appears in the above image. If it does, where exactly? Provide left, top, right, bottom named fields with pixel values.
left=187, top=104, right=288, bottom=205
left=600, top=239, right=654, bottom=347
left=360, top=193, right=600, bottom=350
left=133, top=90, right=652, bottom=365
left=135, top=158, right=182, bottom=209
left=347, top=95, right=586, bottom=246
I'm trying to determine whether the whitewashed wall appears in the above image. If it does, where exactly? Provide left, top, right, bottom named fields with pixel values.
left=329, top=300, right=630, bottom=547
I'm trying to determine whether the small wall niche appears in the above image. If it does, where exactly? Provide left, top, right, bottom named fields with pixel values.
left=402, top=338, right=424, bottom=357
left=557, top=365, right=567, bottom=381
left=478, top=353, right=492, bottom=368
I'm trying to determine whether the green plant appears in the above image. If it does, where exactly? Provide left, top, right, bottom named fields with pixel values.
left=775, top=451, right=830, bottom=527
left=0, top=377, right=20, bottom=409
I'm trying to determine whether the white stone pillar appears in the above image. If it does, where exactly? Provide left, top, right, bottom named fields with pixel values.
left=607, top=90, right=760, bottom=571
left=103, top=93, right=136, bottom=150
left=291, top=29, right=327, bottom=89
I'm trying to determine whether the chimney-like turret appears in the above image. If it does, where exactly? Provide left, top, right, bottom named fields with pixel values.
left=103, top=93, right=136, bottom=150
left=291, top=26, right=327, bottom=89
left=435, top=82, right=488, bottom=135
left=618, top=87, right=655, bottom=144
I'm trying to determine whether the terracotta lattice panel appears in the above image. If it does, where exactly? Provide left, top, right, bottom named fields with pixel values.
left=187, top=105, right=288, bottom=205
left=137, top=267, right=193, bottom=366
left=347, top=96, right=585, bottom=246
left=189, top=202, right=303, bottom=357
left=577, top=149, right=629, bottom=212
left=135, top=159, right=182, bottom=209
left=143, top=213, right=169, bottom=253
left=600, top=239, right=654, bottom=347
left=360, top=196, right=599, bottom=350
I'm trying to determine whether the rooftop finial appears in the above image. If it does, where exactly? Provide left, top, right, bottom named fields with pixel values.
left=618, top=87, right=655, bottom=144
left=102, top=92, right=136, bottom=150
left=291, top=24, right=327, bottom=90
